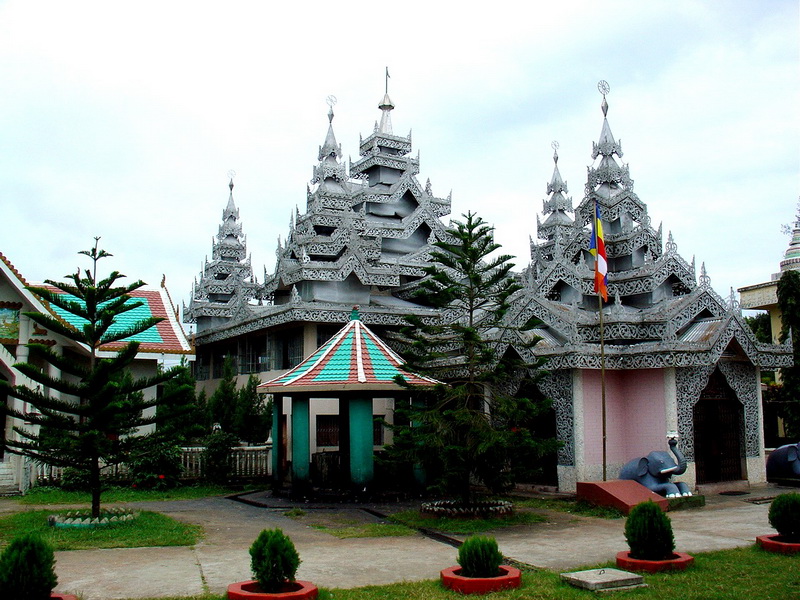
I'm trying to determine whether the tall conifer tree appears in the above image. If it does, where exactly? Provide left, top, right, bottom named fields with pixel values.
left=391, top=212, right=558, bottom=502
left=0, top=239, right=186, bottom=516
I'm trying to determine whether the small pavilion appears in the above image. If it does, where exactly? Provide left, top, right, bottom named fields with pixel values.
left=259, top=307, right=439, bottom=491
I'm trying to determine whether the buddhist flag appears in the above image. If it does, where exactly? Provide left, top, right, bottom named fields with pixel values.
left=590, top=200, right=608, bottom=301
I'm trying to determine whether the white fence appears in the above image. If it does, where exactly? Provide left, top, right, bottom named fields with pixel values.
left=31, top=444, right=272, bottom=483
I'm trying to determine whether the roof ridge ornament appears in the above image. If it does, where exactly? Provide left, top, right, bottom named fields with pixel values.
left=598, top=80, right=610, bottom=117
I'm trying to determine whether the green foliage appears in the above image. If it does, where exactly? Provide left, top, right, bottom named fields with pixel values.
left=768, top=492, right=800, bottom=541
left=157, top=359, right=206, bottom=444
left=745, top=312, right=773, bottom=344
left=249, top=528, right=301, bottom=593
left=777, top=269, right=800, bottom=438
left=0, top=532, right=57, bottom=600
left=128, top=438, right=183, bottom=489
left=386, top=212, right=559, bottom=502
left=624, top=500, right=675, bottom=561
left=206, top=356, right=238, bottom=433
left=60, top=466, right=91, bottom=491
left=202, top=430, right=238, bottom=484
left=206, top=361, right=272, bottom=443
left=234, top=374, right=272, bottom=444
left=0, top=239, right=187, bottom=518
left=457, top=535, right=503, bottom=578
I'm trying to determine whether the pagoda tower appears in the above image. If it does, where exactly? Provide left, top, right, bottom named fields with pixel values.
left=508, top=83, right=789, bottom=492
left=264, top=92, right=452, bottom=308
left=184, top=178, right=261, bottom=332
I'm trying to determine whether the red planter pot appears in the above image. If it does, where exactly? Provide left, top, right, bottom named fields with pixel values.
left=756, top=534, right=800, bottom=555
left=615, top=551, right=694, bottom=573
left=53, top=595, right=80, bottom=600
left=227, top=580, right=318, bottom=600
left=440, top=565, right=522, bottom=594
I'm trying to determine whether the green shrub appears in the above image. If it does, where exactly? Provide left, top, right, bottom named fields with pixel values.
left=0, top=532, right=58, bottom=600
left=457, top=535, right=503, bottom=578
left=128, top=438, right=183, bottom=489
left=249, top=528, right=301, bottom=593
left=203, top=431, right=238, bottom=484
left=60, top=466, right=90, bottom=491
left=624, top=500, right=675, bottom=560
left=769, top=492, right=800, bottom=541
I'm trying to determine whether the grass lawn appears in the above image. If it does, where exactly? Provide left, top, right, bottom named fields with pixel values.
left=284, top=508, right=417, bottom=538
left=114, top=546, right=799, bottom=600
left=0, top=509, right=203, bottom=550
left=509, top=496, right=624, bottom=519
left=16, top=484, right=255, bottom=505
left=388, top=508, right=546, bottom=535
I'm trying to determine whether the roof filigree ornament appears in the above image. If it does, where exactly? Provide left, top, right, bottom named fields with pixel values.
left=699, top=263, right=711, bottom=289
left=728, top=288, right=741, bottom=313
left=665, top=231, right=678, bottom=254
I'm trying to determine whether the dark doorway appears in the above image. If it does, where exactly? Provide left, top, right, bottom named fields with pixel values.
left=694, top=370, right=744, bottom=483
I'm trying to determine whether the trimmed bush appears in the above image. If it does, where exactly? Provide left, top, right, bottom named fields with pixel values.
left=0, top=532, right=58, bottom=600
left=769, top=492, right=800, bottom=542
left=128, top=438, right=183, bottom=489
left=249, top=528, right=301, bottom=593
left=624, top=500, right=675, bottom=561
left=457, top=535, right=503, bottom=578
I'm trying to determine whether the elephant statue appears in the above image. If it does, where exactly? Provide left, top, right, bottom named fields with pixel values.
left=766, top=442, right=800, bottom=482
left=619, top=438, right=692, bottom=498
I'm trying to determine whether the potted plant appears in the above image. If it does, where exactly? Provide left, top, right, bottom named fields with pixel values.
left=0, top=532, right=78, bottom=600
left=757, top=492, right=800, bottom=554
left=440, top=535, right=521, bottom=594
left=227, top=528, right=317, bottom=600
left=616, top=500, right=694, bottom=573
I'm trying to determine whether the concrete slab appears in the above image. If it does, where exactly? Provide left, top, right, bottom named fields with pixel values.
left=561, top=567, right=644, bottom=591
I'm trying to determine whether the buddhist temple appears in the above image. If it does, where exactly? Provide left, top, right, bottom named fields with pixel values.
left=185, top=84, right=792, bottom=493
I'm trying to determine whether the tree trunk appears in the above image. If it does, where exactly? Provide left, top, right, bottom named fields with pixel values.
left=90, top=459, right=102, bottom=518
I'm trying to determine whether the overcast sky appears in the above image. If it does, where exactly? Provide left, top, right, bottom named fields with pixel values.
left=1, top=1, right=797, bottom=328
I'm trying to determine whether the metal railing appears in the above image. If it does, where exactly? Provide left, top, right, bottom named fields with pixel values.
left=31, top=444, right=272, bottom=483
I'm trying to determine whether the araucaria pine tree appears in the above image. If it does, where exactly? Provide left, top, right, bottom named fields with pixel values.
left=391, top=212, right=557, bottom=502
left=777, top=269, right=800, bottom=438
left=0, top=239, right=186, bottom=517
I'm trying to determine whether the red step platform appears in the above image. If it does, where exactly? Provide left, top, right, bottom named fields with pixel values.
left=577, top=480, right=669, bottom=514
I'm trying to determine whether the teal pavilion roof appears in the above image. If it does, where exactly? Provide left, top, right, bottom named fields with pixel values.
left=259, top=308, right=440, bottom=393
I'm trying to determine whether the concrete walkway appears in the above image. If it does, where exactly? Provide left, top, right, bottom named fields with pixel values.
left=11, top=486, right=790, bottom=599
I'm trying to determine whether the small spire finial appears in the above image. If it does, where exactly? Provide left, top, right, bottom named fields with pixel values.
left=351, top=305, right=360, bottom=321
left=551, top=140, right=559, bottom=163
left=227, top=169, right=236, bottom=191
left=385, top=67, right=390, bottom=95
left=598, top=80, right=610, bottom=117
left=326, top=95, right=337, bottom=124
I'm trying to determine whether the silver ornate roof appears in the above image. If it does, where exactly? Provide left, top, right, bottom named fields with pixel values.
left=186, top=88, right=791, bottom=375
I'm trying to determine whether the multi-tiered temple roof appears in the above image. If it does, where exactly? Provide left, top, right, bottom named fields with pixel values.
left=184, top=179, right=263, bottom=331
left=506, top=89, right=789, bottom=373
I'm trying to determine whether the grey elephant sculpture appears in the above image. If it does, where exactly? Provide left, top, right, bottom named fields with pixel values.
left=766, top=442, right=800, bottom=482
left=619, top=438, right=693, bottom=498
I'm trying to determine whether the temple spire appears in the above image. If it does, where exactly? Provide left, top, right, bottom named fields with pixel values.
left=319, top=95, right=342, bottom=163
left=378, top=71, right=395, bottom=134
left=224, top=171, right=238, bottom=220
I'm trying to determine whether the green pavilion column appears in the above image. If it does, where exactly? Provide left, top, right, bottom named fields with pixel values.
left=271, top=396, right=282, bottom=483
left=349, top=397, right=374, bottom=487
left=291, top=396, right=311, bottom=486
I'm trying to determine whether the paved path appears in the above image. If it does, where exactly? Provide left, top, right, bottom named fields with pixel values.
left=5, top=486, right=789, bottom=599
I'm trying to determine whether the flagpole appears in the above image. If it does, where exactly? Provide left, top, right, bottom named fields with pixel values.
left=599, top=293, right=607, bottom=481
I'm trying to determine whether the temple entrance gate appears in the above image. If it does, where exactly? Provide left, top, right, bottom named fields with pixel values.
left=693, top=370, right=745, bottom=483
